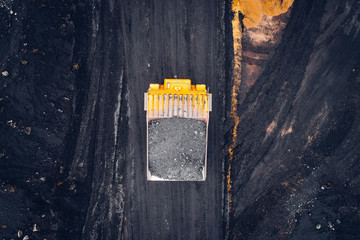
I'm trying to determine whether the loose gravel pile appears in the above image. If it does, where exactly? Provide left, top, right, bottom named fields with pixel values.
left=148, top=117, right=207, bottom=180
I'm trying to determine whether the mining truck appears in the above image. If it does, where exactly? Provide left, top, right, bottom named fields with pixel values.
left=144, top=79, right=212, bottom=181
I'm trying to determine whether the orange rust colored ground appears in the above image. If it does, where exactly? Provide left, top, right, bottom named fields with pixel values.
left=232, top=0, right=294, bottom=28
left=229, top=0, right=243, bottom=214
left=261, top=0, right=294, bottom=16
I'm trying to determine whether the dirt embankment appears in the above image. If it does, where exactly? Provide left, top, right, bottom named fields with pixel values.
left=229, top=0, right=360, bottom=239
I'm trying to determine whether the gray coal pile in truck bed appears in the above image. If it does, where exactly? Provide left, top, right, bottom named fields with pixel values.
left=148, top=117, right=207, bottom=180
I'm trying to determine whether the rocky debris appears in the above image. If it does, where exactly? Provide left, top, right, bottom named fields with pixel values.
left=33, top=223, right=38, bottom=232
left=148, top=117, right=207, bottom=180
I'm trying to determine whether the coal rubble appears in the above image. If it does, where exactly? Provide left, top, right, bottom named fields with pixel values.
left=148, top=117, right=207, bottom=181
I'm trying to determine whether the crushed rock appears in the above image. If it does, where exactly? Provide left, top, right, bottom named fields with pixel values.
left=148, top=117, right=206, bottom=181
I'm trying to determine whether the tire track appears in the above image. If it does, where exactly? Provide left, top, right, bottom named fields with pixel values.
left=122, top=1, right=226, bottom=239
left=120, top=2, right=138, bottom=239
left=200, top=183, right=208, bottom=240
left=160, top=0, right=166, bottom=76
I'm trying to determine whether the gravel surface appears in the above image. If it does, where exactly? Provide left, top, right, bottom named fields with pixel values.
left=148, top=117, right=207, bottom=180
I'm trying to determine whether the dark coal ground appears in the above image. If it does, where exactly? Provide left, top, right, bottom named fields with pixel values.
left=0, top=0, right=359, bottom=239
